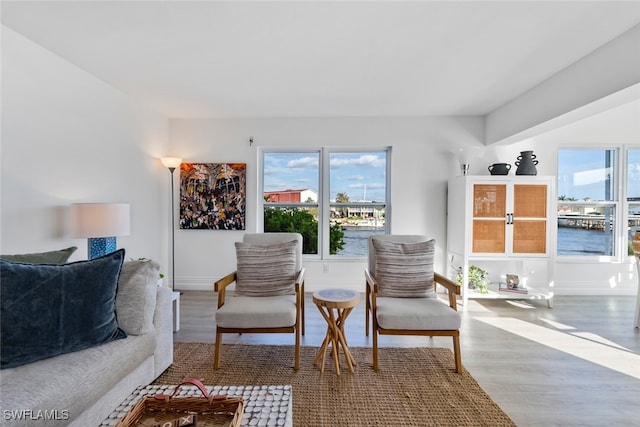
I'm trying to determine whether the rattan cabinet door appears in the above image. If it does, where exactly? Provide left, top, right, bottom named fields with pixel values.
left=512, top=184, right=548, bottom=254
left=472, top=184, right=507, bottom=253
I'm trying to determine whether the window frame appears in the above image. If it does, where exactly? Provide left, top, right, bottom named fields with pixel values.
left=259, top=146, right=391, bottom=259
left=557, top=145, right=640, bottom=263
left=625, top=147, right=640, bottom=258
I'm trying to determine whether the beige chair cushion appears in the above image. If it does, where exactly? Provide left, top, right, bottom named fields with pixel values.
left=215, top=295, right=297, bottom=328
left=372, top=238, right=436, bottom=297
left=376, top=297, right=461, bottom=330
left=235, top=239, right=297, bottom=296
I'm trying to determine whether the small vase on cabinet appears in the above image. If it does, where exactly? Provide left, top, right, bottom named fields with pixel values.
left=515, top=150, right=538, bottom=175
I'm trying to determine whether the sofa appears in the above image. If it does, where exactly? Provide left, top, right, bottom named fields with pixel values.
left=0, top=249, right=173, bottom=427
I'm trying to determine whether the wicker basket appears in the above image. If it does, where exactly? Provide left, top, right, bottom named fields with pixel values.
left=116, top=379, right=244, bottom=427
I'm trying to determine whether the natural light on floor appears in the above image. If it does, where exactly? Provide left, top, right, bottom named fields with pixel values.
left=476, top=317, right=640, bottom=379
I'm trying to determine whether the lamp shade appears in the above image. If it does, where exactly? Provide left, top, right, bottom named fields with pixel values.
left=71, top=203, right=131, bottom=238
left=160, top=157, right=182, bottom=169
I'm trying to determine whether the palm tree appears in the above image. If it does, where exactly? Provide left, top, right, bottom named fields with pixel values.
left=335, top=192, right=350, bottom=218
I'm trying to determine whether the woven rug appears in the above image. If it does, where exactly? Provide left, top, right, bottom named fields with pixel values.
left=155, top=343, right=515, bottom=427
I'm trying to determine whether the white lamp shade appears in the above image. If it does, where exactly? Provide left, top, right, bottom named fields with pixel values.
left=160, top=157, right=183, bottom=169
left=71, top=203, right=131, bottom=238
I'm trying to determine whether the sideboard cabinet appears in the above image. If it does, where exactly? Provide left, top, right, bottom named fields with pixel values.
left=447, top=176, right=556, bottom=306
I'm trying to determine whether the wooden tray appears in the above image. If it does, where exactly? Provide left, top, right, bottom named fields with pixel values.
left=116, top=379, right=244, bottom=427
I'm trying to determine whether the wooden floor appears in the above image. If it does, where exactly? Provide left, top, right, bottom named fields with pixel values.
left=174, top=291, right=640, bottom=427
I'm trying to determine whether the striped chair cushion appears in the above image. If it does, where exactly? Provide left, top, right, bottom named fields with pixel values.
left=372, top=239, right=436, bottom=297
left=235, top=240, right=297, bottom=296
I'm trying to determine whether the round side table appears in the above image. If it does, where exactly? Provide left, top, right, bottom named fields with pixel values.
left=312, top=288, right=361, bottom=375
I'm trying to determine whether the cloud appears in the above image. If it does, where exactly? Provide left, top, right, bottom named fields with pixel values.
left=287, top=156, right=319, bottom=168
left=330, top=154, right=385, bottom=168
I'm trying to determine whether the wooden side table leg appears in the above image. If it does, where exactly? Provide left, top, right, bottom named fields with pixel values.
left=336, top=307, right=356, bottom=372
left=313, top=324, right=331, bottom=372
left=328, top=308, right=341, bottom=375
left=337, top=307, right=356, bottom=366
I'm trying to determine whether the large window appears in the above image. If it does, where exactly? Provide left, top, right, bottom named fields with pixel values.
left=558, top=147, right=640, bottom=259
left=557, top=149, right=617, bottom=257
left=261, top=148, right=390, bottom=258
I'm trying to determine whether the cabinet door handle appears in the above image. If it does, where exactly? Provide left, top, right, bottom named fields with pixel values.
left=506, top=213, right=513, bottom=225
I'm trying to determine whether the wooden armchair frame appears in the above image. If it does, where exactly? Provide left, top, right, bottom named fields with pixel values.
left=214, top=233, right=305, bottom=371
left=214, top=269, right=305, bottom=370
left=365, top=269, right=462, bottom=373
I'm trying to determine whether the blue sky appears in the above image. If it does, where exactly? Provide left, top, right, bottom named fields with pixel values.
left=263, top=148, right=637, bottom=203
left=558, top=149, right=639, bottom=200
left=263, top=151, right=387, bottom=202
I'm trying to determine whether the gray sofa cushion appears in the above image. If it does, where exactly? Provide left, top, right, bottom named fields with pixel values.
left=116, top=259, right=159, bottom=335
left=0, top=333, right=154, bottom=427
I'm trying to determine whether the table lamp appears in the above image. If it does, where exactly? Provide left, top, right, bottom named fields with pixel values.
left=71, top=203, right=131, bottom=259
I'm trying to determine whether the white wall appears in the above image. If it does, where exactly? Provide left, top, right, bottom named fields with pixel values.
left=168, top=117, right=485, bottom=291
left=0, top=27, right=170, bottom=267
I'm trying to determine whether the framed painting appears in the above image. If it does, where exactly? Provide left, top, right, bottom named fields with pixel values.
left=179, top=163, right=246, bottom=230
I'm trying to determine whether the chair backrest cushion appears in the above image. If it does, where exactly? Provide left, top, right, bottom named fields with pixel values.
left=370, top=235, right=436, bottom=298
left=235, top=237, right=299, bottom=297
left=242, top=233, right=303, bottom=272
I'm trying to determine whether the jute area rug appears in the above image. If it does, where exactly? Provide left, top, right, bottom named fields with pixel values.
left=154, top=343, right=515, bottom=427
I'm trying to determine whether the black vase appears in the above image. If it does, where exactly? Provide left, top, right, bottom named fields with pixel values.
left=488, top=163, right=511, bottom=175
left=515, top=151, right=538, bottom=175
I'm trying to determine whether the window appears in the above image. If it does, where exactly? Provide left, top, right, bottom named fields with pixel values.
left=557, top=149, right=617, bottom=257
left=627, top=149, right=640, bottom=254
left=261, top=148, right=390, bottom=258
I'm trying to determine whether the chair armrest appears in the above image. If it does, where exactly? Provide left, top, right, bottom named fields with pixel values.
left=434, top=272, right=460, bottom=295
left=364, top=269, right=379, bottom=336
left=365, top=269, right=378, bottom=294
left=434, top=272, right=461, bottom=310
left=214, top=271, right=237, bottom=308
left=295, top=268, right=305, bottom=293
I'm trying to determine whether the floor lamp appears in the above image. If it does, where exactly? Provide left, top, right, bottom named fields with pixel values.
left=161, top=157, right=182, bottom=292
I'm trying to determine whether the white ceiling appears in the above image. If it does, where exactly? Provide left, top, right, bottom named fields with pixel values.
left=2, top=1, right=640, bottom=119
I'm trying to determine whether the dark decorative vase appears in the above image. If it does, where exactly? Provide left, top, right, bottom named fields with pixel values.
left=515, top=150, right=538, bottom=175
left=488, top=163, right=511, bottom=175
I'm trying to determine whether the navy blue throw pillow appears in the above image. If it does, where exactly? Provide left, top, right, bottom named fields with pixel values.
left=0, top=249, right=127, bottom=369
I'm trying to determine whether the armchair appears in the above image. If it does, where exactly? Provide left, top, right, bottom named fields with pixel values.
left=214, top=233, right=305, bottom=370
left=365, top=235, right=462, bottom=373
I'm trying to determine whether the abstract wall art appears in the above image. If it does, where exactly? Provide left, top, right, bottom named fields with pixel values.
left=179, top=163, right=246, bottom=230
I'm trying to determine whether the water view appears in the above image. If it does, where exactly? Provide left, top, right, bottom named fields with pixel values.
left=557, top=227, right=614, bottom=256
left=336, top=227, right=385, bottom=256
left=337, top=225, right=629, bottom=257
